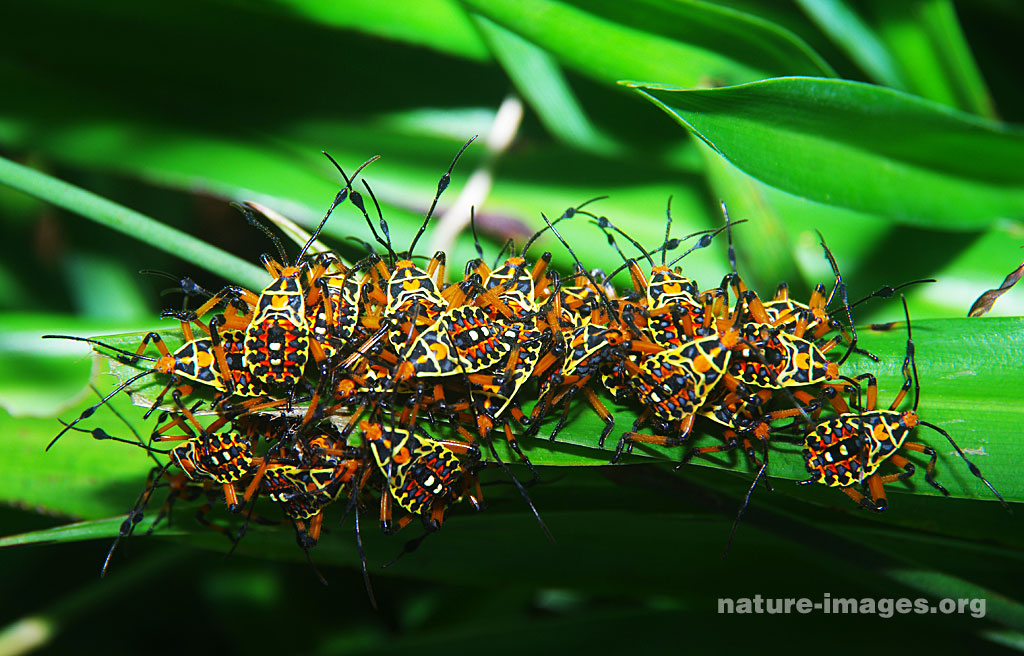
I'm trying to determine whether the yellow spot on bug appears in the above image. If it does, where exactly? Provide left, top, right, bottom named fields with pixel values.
left=692, top=355, right=712, bottom=373
left=196, top=351, right=214, bottom=368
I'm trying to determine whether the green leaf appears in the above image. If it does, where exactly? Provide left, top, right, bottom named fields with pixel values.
left=0, top=67, right=725, bottom=288
left=631, top=76, right=1024, bottom=229
left=866, top=0, right=997, bottom=118
left=46, top=312, right=1024, bottom=505
left=551, top=316, right=1024, bottom=505
left=458, top=0, right=835, bottom=89
left=0, top=314, right=165, bottom=418
left=255, top=0, right=490, bottom=61
left=470, top=14, right=624, bottom=155
left=798, top=0, right=996, bottom=117
left=795, top=0, right=909, bottom=88
left=0, top=155, right=270, bottom=290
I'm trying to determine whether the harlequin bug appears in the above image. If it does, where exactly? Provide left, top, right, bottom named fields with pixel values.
left=147, top=396, right=268, bottom=512
left=798, top=297, right=1009, bottom=511
left=260, top=455, right=362, bottom=548
left=360, top=420, right=480, bottom=534
left=43, top=332, right=231, bottom=449
left=59, top=401, right=265, bottom=576
left=594, top=201, right=734, bottom=346
left=612, top=327, right=742, bottom=460
left=194, top=156, right=380, bottom=391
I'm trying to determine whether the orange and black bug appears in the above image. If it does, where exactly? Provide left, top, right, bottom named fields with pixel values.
left=524, top=213, right=662, bottom=444
left=335, top=140, right=477, bottom=352
left=610, top=327, right=742, bottom=460
left=799, top=298, right=1009, bottom=511
left=395, top=305, right=514, bottom=381
left=61, top=410, right=256, bottom=576
left=360, top=420, right=480, bottom=534
left=62, top=396, right=263, bottom=514
left=304, top=253, right=367, bottom=359
left=595, top=201, right=734, bottom=346
left=727, top=321, right=840, bottom=389
left=193, top=155, right=380, bottom=391
left=260, top=452, right=362, bottom=548
left=43, top=333, right=232, bottom=449
left=146, top=396, right=267, bottom=512
left=727, top=229, right=870, bottom=366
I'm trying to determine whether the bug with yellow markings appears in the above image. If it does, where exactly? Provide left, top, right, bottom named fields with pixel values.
left=798, top=297, right=1009, bottom=512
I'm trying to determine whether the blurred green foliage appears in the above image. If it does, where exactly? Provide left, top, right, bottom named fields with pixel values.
left=2, top=1, right=1024, bottom=653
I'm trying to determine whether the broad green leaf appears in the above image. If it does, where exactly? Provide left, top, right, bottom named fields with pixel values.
left=458, top=0, right=835, bottom=89
left=690, top=139, right=1022, bottom=322
left=535, top=316, right=1024, bottom=505
left=5, top=465, right=1022, bottom=640
left=0, top=314, right=164, bottom=417
left=631, top=77, right=1024, bottom=229
left=46, top=314, right=1024, bottom=505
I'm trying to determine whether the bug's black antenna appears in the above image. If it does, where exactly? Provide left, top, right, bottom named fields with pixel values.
left=599, top=224, right=717, bottom=282
left=590, top=215, right=654, bottom=267
left=58, top=420, right=172, bottom=455
left=468, top=206, right=485, bottom=262
left=518, top=196, right=610, bottom=260
left=43, top=335, right=159, bottom=365
left=139, top=270, right=214, bottom=301
left=320, top=152, right=386, bottom=252
left=407, top=136, right=477, bottom=258
left=917, top=419, right=1011, bottom=512
left=541, top=213, right=620, bottom=324
left=484, top=439, right=554, bottom=544
left=93, top=384, right=162, bottom=466
left=492, top=239, right=517, bottom=270
left=849, top=279, right=936, bottom=309
left=297, top=154, right=381, bottom=266
left=662, top=196, right=674, bottom=265
left=722, top=460, right=766, bottom=559
left=45, top=369, right=155, bottom=451
left=323, top=153, right=385, bottom=253
left=817, top=231, right=858, bottom=366
left=899, top=296, right=921, bottom=413
left=344, top=235, right=379, bottom=257
left=348, top=476, right=378, bottom=609
left=102, top=460, right=173, bottom=578
left=382, top=532, right=431, bottom=569
left=665, top=220, right=743, bottom=269
left=360, top=179, right=399, bottom=264
left=234, top=204, right=289, bottom=264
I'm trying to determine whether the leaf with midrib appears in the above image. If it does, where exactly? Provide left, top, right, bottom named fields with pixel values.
left=629, top=76, right=1024, bottom=229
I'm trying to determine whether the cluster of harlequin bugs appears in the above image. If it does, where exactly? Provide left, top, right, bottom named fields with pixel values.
left=45, top=137, right=1010, bottom=596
